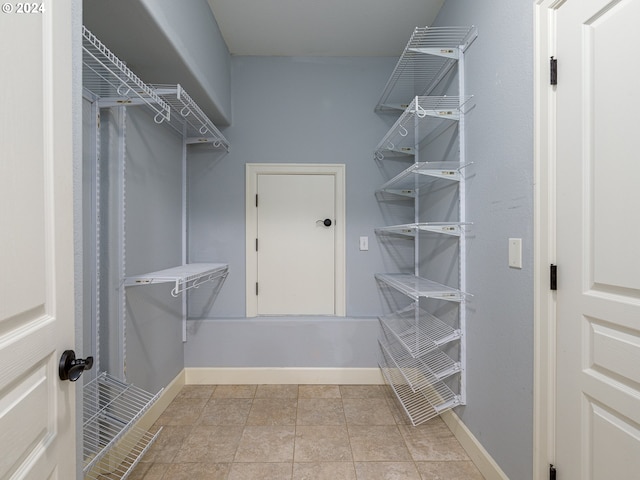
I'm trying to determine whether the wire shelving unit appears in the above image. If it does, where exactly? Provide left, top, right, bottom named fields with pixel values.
left=373, top=25, right=476, bottom=425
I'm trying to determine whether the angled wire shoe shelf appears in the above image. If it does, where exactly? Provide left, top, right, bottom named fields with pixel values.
left=124, top=262, right=229, bottom=297
left=151, top=84, right=230, bottom=150
left=373, top=25, right=476, bottom=425
left=375, top=26, right=477, bottom=112
left=83, top=373, right=163, bottom=480
left=379, top=304, right=461, bottom=359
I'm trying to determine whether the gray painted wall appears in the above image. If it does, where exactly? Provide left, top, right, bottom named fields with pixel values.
left=185, top=56, right=403, bottom=367
left=84, top=0, right=231, bottom=124
left=96, top=106, right=186, bottom=395
left=432, top=2, right=534, bottom=479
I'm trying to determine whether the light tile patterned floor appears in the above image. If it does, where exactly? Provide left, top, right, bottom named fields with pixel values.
left=129, top=384, right=484, bottom=480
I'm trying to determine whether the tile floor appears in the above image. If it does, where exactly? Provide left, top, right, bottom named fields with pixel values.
left=130, top=384, right=484, bottom=480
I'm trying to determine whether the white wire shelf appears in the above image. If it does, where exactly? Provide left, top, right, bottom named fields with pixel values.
left=84, top=424, right=161, bottom=480
left=379, top=340, right=460, bottom=426
left=376, top=26, right=477, bottom=112
left=124, top=263, right=229, bottom=297
left=379, top=304, right=461, bottom=358
left=377, top=162, right=469, bottom=197
left=376, top=222, right=468, bottom=237
left=374, top=96, right=472, bottom=161
left=375, top=273, right=467, bottom=302
left=151, top=84, right=230, bottom=151
left=83, top=372, right=163, bottom=475
left=379, top=331, right=460, bottom=390
left=82, top=26, right=171, bottom=123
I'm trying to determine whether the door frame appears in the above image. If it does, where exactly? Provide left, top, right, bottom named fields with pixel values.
left=245, top=163, right=346, bottom=317
left=534, top=1, right=559, bottom=479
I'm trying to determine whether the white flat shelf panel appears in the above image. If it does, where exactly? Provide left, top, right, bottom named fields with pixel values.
left=376, top=25, right=477, bottom=112
left=82, top=26, right=170, bottom=123
left=377, top=162, right=465, bottom=197
left=374, top=96, right=472, bottom=160
left=124, top=263, right=229, bottom=296
left=375, top=223, right=467, bottom=237
left=379, top=341, right=460, bottom=426
left=379, top=305, right=461, bottom=358
left=152, top=84, right=230, bottom=151
left=375, top=273, right=466, bottom=302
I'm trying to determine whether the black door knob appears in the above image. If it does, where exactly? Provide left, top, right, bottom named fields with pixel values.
left=59, top=350, right=94, bottom=382
left=323, top=219, right=332, bottom=227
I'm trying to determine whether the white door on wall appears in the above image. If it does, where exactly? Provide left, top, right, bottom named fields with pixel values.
left=0, top=2, right=78, bottom=479
left=555, top=0, right=640, bottom=478
left=257, top=173, right=336, bottom=315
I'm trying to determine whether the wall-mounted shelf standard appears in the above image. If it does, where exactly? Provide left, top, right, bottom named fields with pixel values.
left=379, top=304, right=461, bottom=358
left=82, top=26, right=170, bottom=123
left=376, top=273, right=466, bottom=302
left=374, top=96, right=472, bottom=160
left=83, top=373, right=162, bottom=479
left=375, top=26, right=477, bottom=112
left=152, top=84, right=230, bottom=150
left=124, top=262, right=229, bottom=297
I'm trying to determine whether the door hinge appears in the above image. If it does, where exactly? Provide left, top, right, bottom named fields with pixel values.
left=256, top=238, right=258, bottom=251
left=550, top=464, right=557, bottom=480
left=550, top=264, right=557, bottom=290
left=550, top=56, right=557, bottom=85
left=256, top=282, right=259, bottom=295
left=256, top=194, right=258, bottom=207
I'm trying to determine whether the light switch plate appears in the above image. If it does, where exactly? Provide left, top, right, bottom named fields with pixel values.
left=359, top=236, right=369, bottom=251
left=508, top=238, right=522, bottom=269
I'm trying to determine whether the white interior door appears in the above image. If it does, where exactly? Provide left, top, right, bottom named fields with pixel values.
left=555, top=1, right=640, bottom=478
left=257, top=174, right=336, bottom=315
left=0, top=2, right=77, bottom=478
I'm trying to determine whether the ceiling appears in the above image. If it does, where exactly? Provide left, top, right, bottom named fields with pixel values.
left=206, top=0, right=445, bottom=56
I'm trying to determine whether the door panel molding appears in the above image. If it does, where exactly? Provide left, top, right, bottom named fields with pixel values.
left=246, top=164, right=346, bottom=317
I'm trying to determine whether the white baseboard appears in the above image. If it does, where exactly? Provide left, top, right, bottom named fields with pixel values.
left=185, top=367, right=385, bottom=385
left=137, top=369, right=186, bottom=432
left=441, top=410, right=509, bottom=480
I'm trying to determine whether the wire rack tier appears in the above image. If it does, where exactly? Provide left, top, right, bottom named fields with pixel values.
left=151, top=84, right=230, bottom=150
left=379, top=340, right=460, bottom=426
left=376, top=26, right=477, bottom=112
left=376, top=222, right=467, bottom=237
left=379, top=328, right=460, bottom=388
left=379, top=304, right=461, bottom=358
left=83, top=372, right=163, bottom=476
left=82, top=26, right=170, bottom=123
left=375, top=273, right=467, bottom=302
left=374, top=96, right=471, bottom=160
left=376, top=162, right=468, bottom=197
left=124, top=262, right=229, bottom=297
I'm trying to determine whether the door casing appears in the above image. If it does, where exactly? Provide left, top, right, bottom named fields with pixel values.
left=246, top=163, right=346, bottom=317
